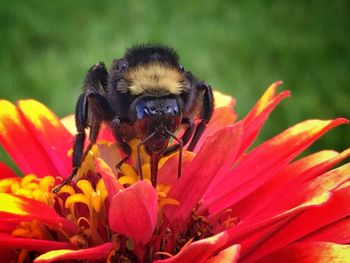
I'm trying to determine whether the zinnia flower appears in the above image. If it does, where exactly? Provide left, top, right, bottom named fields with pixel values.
left=0, top=81, right=350, bottom=262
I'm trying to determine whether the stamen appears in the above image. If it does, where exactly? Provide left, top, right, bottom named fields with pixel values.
left=65, top=193, right=90, bottom=209
left=64, top=179, right=107, bottom=214
left=96, top=179, right=108, bottom=200
left=118, top=163, right=138, bottom=185
left=1, top=174, right=55, bottom=205
left=57, top=184, right=76, bottom=195
left=76, top=145, right=99, bottom=178
left=0, top=177, right=18, bottom=193
left=157, top=184, right=179, bottom=213
left=77, top=179, right=95, bottom=196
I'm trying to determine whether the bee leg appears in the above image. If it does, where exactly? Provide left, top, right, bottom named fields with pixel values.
left=187, top=81, right=214, bottom=151
left=163, top=130, right=185, bottom=179
left=163, top=117, right=194, bottom=156
left=160, top=118, right=194, bottom=180
left=54, top=63, right=110, bottom=194
left=111, top=117, right=133, bottom=171
left=135, top=132, right=156, bottom=184
left=150, top=152, right=162, bottom=187
left=54, top=93, right=89, bottom=194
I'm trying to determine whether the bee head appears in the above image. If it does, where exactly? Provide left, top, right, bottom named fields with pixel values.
left=133, top=96, right=182, bottom=154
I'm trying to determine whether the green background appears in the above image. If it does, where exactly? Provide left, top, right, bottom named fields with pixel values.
left=0, top=0, right=349, bottom=170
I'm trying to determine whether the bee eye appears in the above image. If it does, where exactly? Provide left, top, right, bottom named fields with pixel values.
left=117, top=61, right=128, bottom=73
left=119, top=63, right=128, bottom=72
left=179, top=64, right=185, bottom=72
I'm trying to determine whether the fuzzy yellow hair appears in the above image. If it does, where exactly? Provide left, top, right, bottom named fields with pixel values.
left=121, top=63, right=190, bottom=95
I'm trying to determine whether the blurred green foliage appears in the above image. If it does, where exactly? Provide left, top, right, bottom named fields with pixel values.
left=0, top=0, right=349, bottom=170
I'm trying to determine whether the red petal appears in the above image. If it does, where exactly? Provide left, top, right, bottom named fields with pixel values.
left=18, top=100, right=73, bottom=178
left=60, top=115, right=75, bottom=134
left=229, top=149, right=350, bottom=221
left=154, top=232, right=229, bottom=263
left=242, top=182, right=350, bottom=261
left=61, top=115, right=115, bottom=143
left=0, top=233, right=74, bottom=252
left=205, top=244, right=240, bottom=263
left=158, top=151, right=195, bottom=185
left=255, top=242, right=350, bottom=263
left=34, top=242, right=113, bottom=263
left=0, top=222, right=16, bottom=234
left=302, top=217, right=350, bottom=244
left=265, top=162, right=350, bottom=213
left=238, top=81, right=290, bottom=156
left=96, top=157, right=123, bottom=203
left=165, top=123, right=242, bottom=221
left=0, top=193, right=78, bottom=235
left=0, top=161, right=17, bottom=178
left=98, top=124, right=115, bottom=142
left=109, top=181, right=158, bottom=243
left=0, top=100, right=73, bottom=177
left=221, top=191, right=331, bottom=253
left=203, top=118, right=348, bottom=215
left=213, top=90, right=235, bottom=109
left=183, top=91, right=236, bottom=153
left=195, top=106, right=238, bottom=153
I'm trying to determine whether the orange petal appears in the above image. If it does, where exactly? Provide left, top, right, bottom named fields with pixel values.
left=0, top=193, right=78, bottom=235
left=213, top=90, right=235, bottom=109
left=154, top=232, right=229, bottom=263
left=17, top=100, right=73, bottom=178
left=255, top=242, right=350, bottom=263
left=204, top=118, right=348, bottom=215
left=0, top=100, right=72, bottom=177
left=302, top=216, right=350, bottom=244
left=34, top=242, right=113, bottom=262
left=60, top=115, right=75, bottom=135
left=166, top=123, right=243, bottom=221
left=245, top=81, right=284, bottom=121
left=238, top=81, right=290, bottom=156
left=222, top=191, right=331, bottom=253
left=242, top=183, right=350, bottom=261
left=195, top=106, right=238, bottom=153
left=230, top=148, right=350, bottom=222
left=0, top=233, right=75, bottom=252
left=205, top=244, right=240, bottom=263
left=61, top=115, right=115, bottom=143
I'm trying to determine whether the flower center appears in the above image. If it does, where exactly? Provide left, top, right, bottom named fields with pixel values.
left=58, top=178, right=108, bottom=246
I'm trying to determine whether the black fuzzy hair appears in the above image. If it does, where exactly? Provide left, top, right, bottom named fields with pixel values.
left=124, top=44, right=179, bottom=67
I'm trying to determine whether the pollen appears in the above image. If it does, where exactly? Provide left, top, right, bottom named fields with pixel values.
left=12, top=219, right=51, bottom=240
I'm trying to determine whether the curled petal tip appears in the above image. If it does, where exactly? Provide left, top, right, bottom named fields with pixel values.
left=274, top=80, right=283, bottom=86
left=336, top=117, right=349, bottom=124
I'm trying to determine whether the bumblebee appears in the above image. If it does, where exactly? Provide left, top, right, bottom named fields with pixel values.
left=55, top=44, right=214, bottom=192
